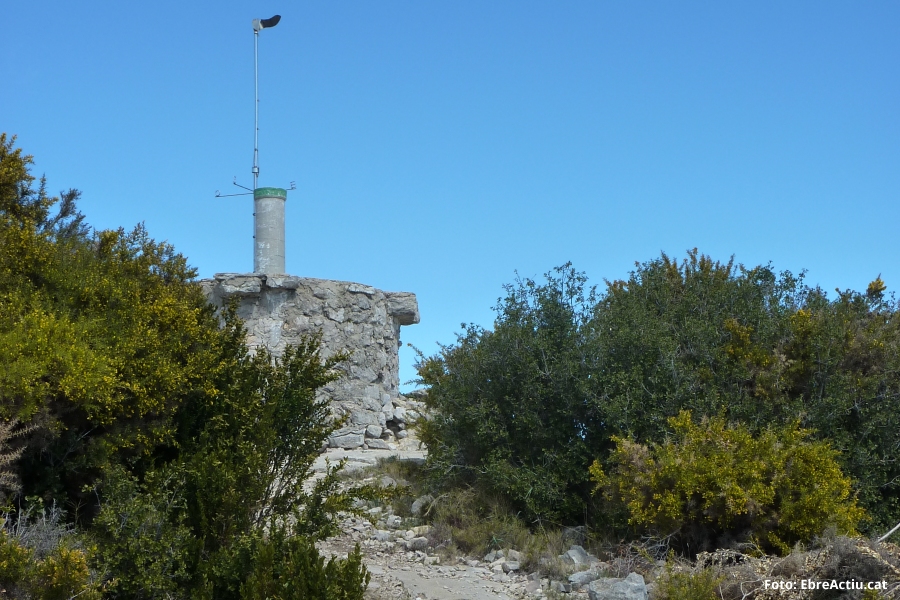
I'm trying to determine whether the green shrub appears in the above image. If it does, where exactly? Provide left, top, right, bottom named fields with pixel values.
left=90, top=323, right=380, bottom=599
left=0, top=529, right=101, bottom=600
left=590, top=252, right=900, bottom=532
left=1, top=134, right=228, bottom=510
left=592, top=411, right=865, bottom=555
left=654, top=565, right=723, bottom=600
left=89, top=465, right=195, bottom=598
left=241, top=532, right=369, bottom=600
left=0, top=529, right=32, bottom=587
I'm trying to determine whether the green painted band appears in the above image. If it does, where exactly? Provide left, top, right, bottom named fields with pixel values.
left=253, top=187, right=287, bottom=199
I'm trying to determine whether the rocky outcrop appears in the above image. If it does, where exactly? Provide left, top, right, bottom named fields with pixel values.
left=201, top=273, right=419, bottom=449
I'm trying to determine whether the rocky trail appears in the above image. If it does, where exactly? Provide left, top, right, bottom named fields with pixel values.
left=311, top=437, right=650, bottom=600
left=310, top=442, right=900, bottom=600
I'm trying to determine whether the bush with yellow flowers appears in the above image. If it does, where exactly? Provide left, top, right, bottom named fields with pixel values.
left=0, top=530, right=101, bottom=600
left=591, top=411, right=865, bottom=555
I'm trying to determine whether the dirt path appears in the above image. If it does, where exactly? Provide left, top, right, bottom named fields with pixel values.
left=316, top=511, right=575, bottom=600
left=312, top=444, right=581, bottom=600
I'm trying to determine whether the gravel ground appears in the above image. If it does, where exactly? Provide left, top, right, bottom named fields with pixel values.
left=312, top=440, right=580, bottom=600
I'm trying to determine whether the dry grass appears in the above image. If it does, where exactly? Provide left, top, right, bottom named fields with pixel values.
left=675, top=535, right=900, bottom=600
left=426, top=487, right=532, bottom=557
left=3, top=500, right=74, bottom=559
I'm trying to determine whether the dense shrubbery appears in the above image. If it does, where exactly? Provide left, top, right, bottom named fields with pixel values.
left=418, top=253, right=900, bottom=538
left=653, top=565, right=723, bottom=600
left=416, top=265, right=601, bottom=525
left=592, top=411, right=864, bottom=555
left=0, top=134, right=371, bottom=599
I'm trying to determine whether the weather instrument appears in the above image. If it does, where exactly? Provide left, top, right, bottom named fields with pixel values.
left=215, top=15, right=295, bottom=275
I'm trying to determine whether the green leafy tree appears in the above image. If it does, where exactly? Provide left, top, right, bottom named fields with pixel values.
left=418, top=251, right=900, bottom=533
left=417, top=264, right=602, bottom=525
left=0, top=134, right=372, bottom=598
left=590, top=251, right=900, bottom=530
left=0, top=133, right=227, bottom=508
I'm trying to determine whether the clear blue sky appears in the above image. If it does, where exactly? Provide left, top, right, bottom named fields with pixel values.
left=4, top=2, right=899, bottom=390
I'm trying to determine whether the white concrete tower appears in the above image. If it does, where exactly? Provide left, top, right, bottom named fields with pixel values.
left=253, top=187, right=286, bottom=274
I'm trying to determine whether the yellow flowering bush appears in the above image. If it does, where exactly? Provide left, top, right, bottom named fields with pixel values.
left=0, top=531, right=101, bottom=600
left=591, top=411, right=865, bottom=555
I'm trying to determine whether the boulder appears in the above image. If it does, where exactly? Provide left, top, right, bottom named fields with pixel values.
left=329, top=432, right=364, bottom=449
left=562, top=544, right=592, bottom=565
left=350, top=410, right=379, bottom=426
left=372, top=530, right=393, bottom=542
left=551, top=581, right=572, bottom=594
left=385, top=515, right=402, bottom=529
left=587, top=573, right=648, bottom=600
left=410, top=494, right=434, bottom=516
left=569, top=568, right=603, bottom=589
left=407, top=536, right=429, bottom=551
left=502, top=561, right=520, bottom=573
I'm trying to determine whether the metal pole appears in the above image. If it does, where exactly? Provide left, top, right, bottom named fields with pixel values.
left=253, top=28, right=260, bottom=191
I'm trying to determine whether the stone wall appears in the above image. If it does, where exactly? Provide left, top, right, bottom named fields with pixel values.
left=201, top=273, right=419, bottom=450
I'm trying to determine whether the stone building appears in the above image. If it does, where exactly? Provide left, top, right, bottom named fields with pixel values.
left=201, top=272, right=419, bottom=450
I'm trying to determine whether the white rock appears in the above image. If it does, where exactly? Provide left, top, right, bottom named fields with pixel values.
left=502, top=561, right=520, bottom=573
left=329, top=433, right=364, bottom=449
left=411, top=494, right=434, bottom=516
left=407, top=537, right=429, bottom=551
left=587, top=573, right=648, bottom=600
left=569, top=568, right=602, bottom=589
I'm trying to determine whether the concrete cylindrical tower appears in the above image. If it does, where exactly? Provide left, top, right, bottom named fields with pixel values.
left=253, top=187, right=287, bottom=274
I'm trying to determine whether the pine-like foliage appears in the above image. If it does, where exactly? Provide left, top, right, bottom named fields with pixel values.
left=0, top=418, right=33, bottom=499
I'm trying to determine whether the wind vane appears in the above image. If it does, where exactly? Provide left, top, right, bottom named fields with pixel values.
left=216, top=14, right=295, bottom=275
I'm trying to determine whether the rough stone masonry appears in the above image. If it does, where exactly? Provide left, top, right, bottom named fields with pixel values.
left=202, top=273, right=419, bottom=450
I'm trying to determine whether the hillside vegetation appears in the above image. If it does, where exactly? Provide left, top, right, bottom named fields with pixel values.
left=4, top=131, right=899, bottom=597
left=0, top=134, right=374, bottom=599
left=417, top=255, right=900, bottom=553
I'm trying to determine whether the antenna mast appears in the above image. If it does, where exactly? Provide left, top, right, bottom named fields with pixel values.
left=253, top=24, right=259, bottom=190
left=251, top=15, right=281, bottom=190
